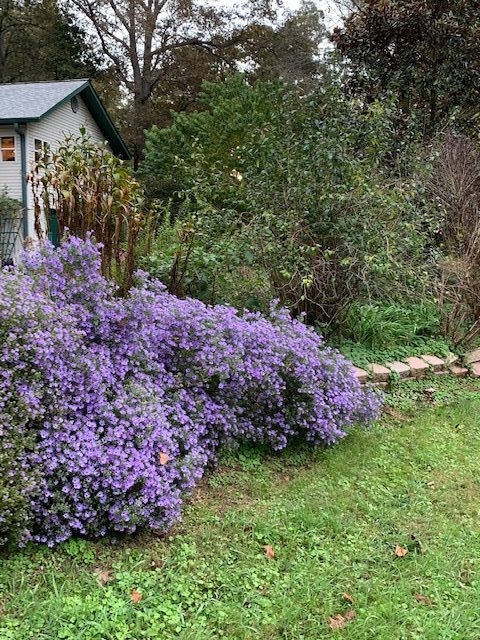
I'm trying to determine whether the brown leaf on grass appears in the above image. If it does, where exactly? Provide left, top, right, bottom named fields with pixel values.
left=414, top=593, right=433, bottom=606
left=94, top=568, right=113, bottom=586
left=131, top=588, right=143, bottom=603
left=263, top=545, right=275, bottom=559
left=395, top=545, right=408, bottom=557
left=343, top=592, right=354, bottom=604
left=158, top=452, right=169, bottom=465
left=328, top=610, right=356, bottom=630
left=328, top=614, right=346, bottom=630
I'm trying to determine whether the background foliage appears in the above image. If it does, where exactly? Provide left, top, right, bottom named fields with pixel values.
left=331, top=0, right=480, bottom=137
left=140, top=75, right=434, bottom=335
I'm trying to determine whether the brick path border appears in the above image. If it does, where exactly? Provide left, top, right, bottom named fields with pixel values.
left=351, top=349, right=480, bottom=387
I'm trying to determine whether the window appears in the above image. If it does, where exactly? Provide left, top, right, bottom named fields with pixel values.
left=1, top=136, right=15, bottom=162
left=34, top=139, right=49, bottom=163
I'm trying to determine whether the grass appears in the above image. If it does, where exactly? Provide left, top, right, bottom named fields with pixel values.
left=1, top=378, right=480, bottom=639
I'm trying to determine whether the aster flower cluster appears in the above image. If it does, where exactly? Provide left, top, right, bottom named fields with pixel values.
left=0, top=237, right=381, bottom=546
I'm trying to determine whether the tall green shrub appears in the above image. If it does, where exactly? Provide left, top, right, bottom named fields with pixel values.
left=141, top=76, right=433, bottom=330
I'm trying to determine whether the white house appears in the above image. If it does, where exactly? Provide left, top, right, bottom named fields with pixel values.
left=0, top=79, right=129, bottom=264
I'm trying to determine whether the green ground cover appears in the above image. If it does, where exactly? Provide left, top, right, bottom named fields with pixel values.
left=1, top=378, right=480, bottom=640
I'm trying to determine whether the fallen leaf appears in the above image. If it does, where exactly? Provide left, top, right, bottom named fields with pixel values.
left=343, top=592, right=354, bottom=604
left=328, top=614, right=346, bottom=630
left=94, top=568, right=113, bottom=586
left=328, top=609, right=356, bottom=630
left=131, top=588, right=142, bottom=603
left=414, top=593, right=433, bottom=606
left=395, top=545, right=408, bottom=557
left=263, top=545, right=275, bottom=559
left=158, top=452, right=169, bottom=465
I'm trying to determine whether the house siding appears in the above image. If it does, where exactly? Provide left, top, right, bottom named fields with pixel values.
left=0, top=126, right=23, bottom=202
left=26, top=94, right=107, bottom=162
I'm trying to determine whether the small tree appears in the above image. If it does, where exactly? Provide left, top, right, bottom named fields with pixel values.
left=29, top=129, right=144, bottom=289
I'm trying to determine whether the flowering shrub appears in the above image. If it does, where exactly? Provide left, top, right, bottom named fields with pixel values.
left=0, top=237, right=381, bottom=546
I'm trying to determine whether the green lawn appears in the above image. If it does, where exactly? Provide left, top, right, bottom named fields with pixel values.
left=1, top=381, right=480, bottom=640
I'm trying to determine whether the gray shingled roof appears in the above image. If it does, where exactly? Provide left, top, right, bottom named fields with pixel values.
left=0, top=79, right=88, bottom=121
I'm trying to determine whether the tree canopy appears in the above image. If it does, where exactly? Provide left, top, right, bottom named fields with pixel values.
left=0, top=0, right=99, bottom=82
left=331, top=0, right=480, bottom=135
left=68, top=0, right=327, bottom=161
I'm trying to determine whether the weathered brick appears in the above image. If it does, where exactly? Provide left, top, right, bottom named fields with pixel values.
left=367, top=363, right=391, bottom=382
left=450, top=365, right=469, bottom=378
left=403, top=356, right=429, bottom=378
left=465, top=348, right=480, bottom=365
left=352, top=365, right=369, bottom=384
left=471, top=362, right=480, bottom=378
left=385, top=361, right=411, bottom=379
left=420, top=354, right=445, bottom=371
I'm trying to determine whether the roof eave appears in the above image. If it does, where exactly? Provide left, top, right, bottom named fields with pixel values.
left=0, top=117, right=39, bottom=124
left=37, top=79, right=131, bottom=159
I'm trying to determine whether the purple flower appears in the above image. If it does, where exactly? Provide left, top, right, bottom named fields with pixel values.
left=0, top=237, right=381, bottom=545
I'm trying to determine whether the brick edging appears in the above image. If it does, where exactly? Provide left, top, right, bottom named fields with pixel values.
left=352, top=349, right=480, bottom=387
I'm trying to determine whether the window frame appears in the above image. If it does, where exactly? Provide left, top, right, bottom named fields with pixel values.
left=0, top=136, right=16, bottom=162
left=34, top=138, right=49, bottom=163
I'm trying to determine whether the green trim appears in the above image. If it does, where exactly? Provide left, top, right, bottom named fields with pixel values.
left=13, top=122, right=28, bottom=238
left=79, top=82, right=131, bottom=159
left=0, top=117, right=38, bottom=124
left=48, top=210, right=59, bottom=247
left=39, top=80, right=130, bottom=159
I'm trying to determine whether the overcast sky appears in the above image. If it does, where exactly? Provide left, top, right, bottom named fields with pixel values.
left=220, top=0, right=347, bottom=31
left=281, top=0, right=346, bottom=29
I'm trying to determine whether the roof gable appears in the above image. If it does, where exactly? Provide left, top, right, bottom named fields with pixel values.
left=0, top=79, right=87, bottom=120
left=0, top=79, right=130, bottom=159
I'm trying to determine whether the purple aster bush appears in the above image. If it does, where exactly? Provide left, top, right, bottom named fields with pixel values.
left=0, top=237, right=381, bottom=546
